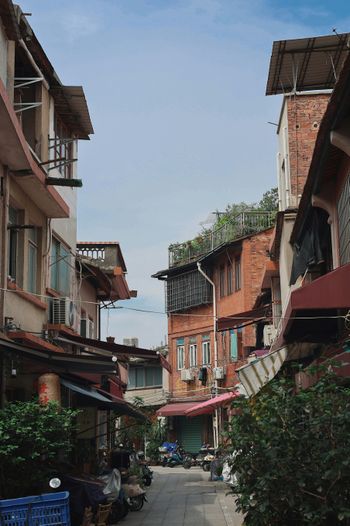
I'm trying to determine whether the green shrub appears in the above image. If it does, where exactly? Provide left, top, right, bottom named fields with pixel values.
left=227, top=372, right=350, bottom=526
left=0, top=400, right=78, bottom=497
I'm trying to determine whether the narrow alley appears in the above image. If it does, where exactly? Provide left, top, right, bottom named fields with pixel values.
left=124, top=466, right=243, bottom=526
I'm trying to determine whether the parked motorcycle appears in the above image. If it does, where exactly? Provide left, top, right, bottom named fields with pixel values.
left=122, top=475, right=147, bottom=511
left=135, top=450, right=153, bottom=486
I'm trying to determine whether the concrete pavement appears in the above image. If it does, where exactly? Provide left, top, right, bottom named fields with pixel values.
left=122, top=465, right=244, bottom=526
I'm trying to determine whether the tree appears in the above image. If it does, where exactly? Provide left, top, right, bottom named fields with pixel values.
left=0, top=401, right=78, bottom=498
left=258, top=187, right=279, bottom=211
left=226, top=372, right=350, bottom=526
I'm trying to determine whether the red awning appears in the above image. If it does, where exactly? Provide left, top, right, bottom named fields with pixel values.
left=217, top=305, right=271, bottom=332
left=156, top=402, right=203, bottom=417
left=272, top=263, right=350, bottom=350
left=184, top=392, right=238, bottom=417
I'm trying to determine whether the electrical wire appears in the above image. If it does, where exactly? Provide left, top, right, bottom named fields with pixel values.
left=1, top=287, right=349, bottom=323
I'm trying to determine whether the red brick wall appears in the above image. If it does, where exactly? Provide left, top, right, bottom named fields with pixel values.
left=167, top=228, right=273, bottom=397
left=287, top=94, right=330, bottom=206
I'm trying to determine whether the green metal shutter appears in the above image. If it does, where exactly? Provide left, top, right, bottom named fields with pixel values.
left=179, top=416, right=205, bottom=453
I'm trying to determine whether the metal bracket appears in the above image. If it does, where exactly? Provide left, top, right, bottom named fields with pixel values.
left=14, top=102, right=42, bottom=113
left=14, top=77, right=43, bottom=89
left=47, top=158, right=77, bottom=172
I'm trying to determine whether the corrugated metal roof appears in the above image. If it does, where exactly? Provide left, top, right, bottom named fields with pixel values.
left=50, top=85, right=94, bottom=139
left=266, top=33, right=350, bottom=95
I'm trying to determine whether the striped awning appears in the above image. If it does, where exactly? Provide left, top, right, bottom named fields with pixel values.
left=236, top=347, right=287, bottom=397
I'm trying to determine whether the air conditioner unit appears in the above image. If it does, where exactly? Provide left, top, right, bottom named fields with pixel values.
left=181, top=369, right=194, bottom=382
left=50, top=297, right=79, bottom=331
left=263, top=324, right=277, bottom=347
left=213, top=367, right=226, bottom=380
left=81, top=318, right=94, bottom=339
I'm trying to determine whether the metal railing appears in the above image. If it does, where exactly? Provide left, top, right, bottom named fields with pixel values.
left=168, top=211, right=276, bottom=267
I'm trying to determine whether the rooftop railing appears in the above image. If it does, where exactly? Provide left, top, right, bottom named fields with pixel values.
left=77, top=242, right=121, bottom=269
left=168, top=210, right=275, bottom=268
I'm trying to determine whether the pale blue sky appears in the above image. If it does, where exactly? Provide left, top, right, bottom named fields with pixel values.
left=20, top=0, right=349, bottom=347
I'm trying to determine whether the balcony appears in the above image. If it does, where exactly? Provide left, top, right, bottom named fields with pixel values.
left=77, top=242, right=126, bottom=272
left=168, top=211, right=276, bottom=268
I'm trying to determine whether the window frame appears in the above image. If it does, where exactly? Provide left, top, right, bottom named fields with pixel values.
left=189, top=343, right=197, bottom=367
left=177, top=345, right=185, bottom=370
left=53, top=114, right=74, bottom=179
left=202, top=340, right=211, bottom=365
left=227, top=264, right=233, bottom=295
left=235, top=257, right=241, bottom=291
left=27, top=228, right=38, bottom=294
left=219, top=265, right=225, bottom=297
left=50, top=237, right=71, bottom=296
left=8, top=206, right=19, bottom=282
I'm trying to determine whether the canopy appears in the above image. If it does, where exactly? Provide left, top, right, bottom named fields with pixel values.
left=61, top=379, right=147, bottom=421
left=266, top=33, right=349, bottom=95
left=272, top=262, right=350, bottom=350
left=156, top=401, right=203, bottom=417
left=217, top=305, right=271, bottom=332
left=185, top=392, right=239, bottom=417
left=236, top=347, right=288, bottom=397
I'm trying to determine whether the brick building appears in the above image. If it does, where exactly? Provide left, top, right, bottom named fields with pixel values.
left=237, top=33, right=350, bottom=396
left=153, top=213, right=274, bottom=450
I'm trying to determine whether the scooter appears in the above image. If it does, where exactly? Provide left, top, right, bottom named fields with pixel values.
left=135, top=450, right=153, bottom=486
left=122, top=475, right=147, bottom=512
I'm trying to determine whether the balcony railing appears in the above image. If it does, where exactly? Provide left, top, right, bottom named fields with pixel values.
left=168, top=211, right=276, bottom=268
left=77, top=242, right=122, bottom=269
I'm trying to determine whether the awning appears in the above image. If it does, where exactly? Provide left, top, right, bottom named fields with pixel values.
left=50, top=86, right=94, bottom=139
left=236, top=347, right=288, bottom=397
left=0, top=337, right=118, bottom=374
left=272, top=263, right=350, bottom=349
left=185, top=392, right=239, bottom=417
left=61, top=379, right=147, bottom=421
left=217, top=305, right=271, bottom=332
left=156, top=402, right=204, bottom=417
left=266, top=33, right=349, bottom=95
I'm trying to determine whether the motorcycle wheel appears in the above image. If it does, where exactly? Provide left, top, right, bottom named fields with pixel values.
left=129, top=495, right=144, bottom=512
left=183, top=460, right=192, bottom=469
left=202, top=463, right=211, bottom=472
left=143, top=476, right=152, bottom=486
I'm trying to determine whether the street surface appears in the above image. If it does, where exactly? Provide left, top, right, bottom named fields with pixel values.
left=122, top=465, right=244, bottom=526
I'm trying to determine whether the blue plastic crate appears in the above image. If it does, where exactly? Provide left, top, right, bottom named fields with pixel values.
left=0, top=491, right=70, bottom=526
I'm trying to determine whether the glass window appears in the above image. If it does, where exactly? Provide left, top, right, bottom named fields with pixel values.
left=50, top=237, right=70, bottom=295
left=235, top=257, right=241, bottom=291
left=28, top=228, right=38, bottom=293
left=8, top=206, right=19, bottom=281
left=227, top=265, right=233, bottom=295
left=128, top=366, right=162, bottom=389
left=177, top=345, right=185, bottom=370
left=189, top=344, right=197, bottom=367
left=219, top=266, right=225, bottom=297
left=202, top=341, right=211, bottom=365
left=230, top=330, right=238, bottom=361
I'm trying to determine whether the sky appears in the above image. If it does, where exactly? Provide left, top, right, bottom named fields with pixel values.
left=20, top=0, right=350, bottom=347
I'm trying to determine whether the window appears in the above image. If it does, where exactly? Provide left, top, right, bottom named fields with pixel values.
left=28, top=228, right=38, bottom=293
left=230, top=330, right=238, bottom=361
left=227, top=265, right=233, bottom=295
left=202, top=340, right=211, bottom=365
left=338, top=175, right=350, bottom=265
left=219, top=266, right=225, bottom=297
left=128, top=366, right=163, bottom=389
left=8, top=206, right=19, bottom=281
left=50, top=237, right=70, bottom=295
left=235, top=257, right=241, bottom=291
left=189, top=343, right=197, bottom=367
left=177, top=345, right=185, bottom=370
left=53, top=115, right=74, bottom=179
